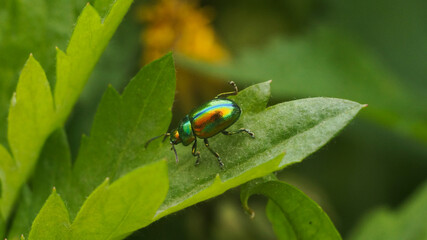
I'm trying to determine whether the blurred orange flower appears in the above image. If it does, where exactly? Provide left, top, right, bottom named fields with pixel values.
left=138, top=0, right=229, bottom=64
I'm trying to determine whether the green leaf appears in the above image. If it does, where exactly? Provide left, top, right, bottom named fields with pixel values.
left=177, top=27, right=427, bottom=145
left=8, top=55, right=56, bottom=176
left=66, top=15, right=141, bottom=157
left=28, top=189, right=70, bottom=240
left=70, top=160, right=169, bottom=240
left=2, top=55, right=55, bottom=219
left=26, top=157, right=168, bottom=240
left=151, top=80, right=364, bottom=220
left=0, top=143, right=18, bottom=234
left=65, top=53, right=176, bottom=217
left=266, top=201, right=297, bottom=240
left=26, top=57, right=360, bottom=238
left=54, top=0, right=133, bottom=123
left=7, top=129, right=71, bottom=239
left=241, top=180, right=342, bottom=240
left=348, top=181, right=427, bottom=240
left=0, top=0, right=82, bottom=146
left=0, top=0, right=133, bottom=231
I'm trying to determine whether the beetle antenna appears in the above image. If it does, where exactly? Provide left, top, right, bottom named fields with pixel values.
left=170, top=142, right=179, bottom=163
left=145, top=133, right=170, bottom=148
left=162, top=133, right=170, bottom=142
left=215, top=81, right=239, bottom=98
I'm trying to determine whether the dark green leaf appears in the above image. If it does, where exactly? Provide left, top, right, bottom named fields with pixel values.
left=324, top=0, right=427, bottom=95
left=349, top=181, right=427, bottom=240
left=266, top=200, right=297, bottom=240
left=241, top=180, right=341, bottom=240
left=65, top=53, right=176, bottom=217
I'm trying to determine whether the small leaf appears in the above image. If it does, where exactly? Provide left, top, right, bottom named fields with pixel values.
left=0, top=144, right=17, bottom=220
left=349, top=180, right=427, bottom=240
left=8, top=55, right=55, bottom=169
left=70, top=160, right=169, bottom=240
left=7, top=129, right=71, bottom=239
left=241, top=180, right=342, bottom=240
left=4, top=55, right=55, bottom=219
left=28, top=189, right=70, bottom=240
left=266, top=201, right=297, bottom=240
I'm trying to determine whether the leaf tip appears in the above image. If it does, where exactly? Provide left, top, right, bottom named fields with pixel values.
left=267, top=79, right=272, bottom=83
left=52, top=186, right=57, bottom=192
left=25, top=52, right=40, bottom=67
left=243, top=205, right=256, bottom=219
left=249, top=210, right=255, bottom=219
left=27, top=53, right=35, bottom=62
left=213, top=174, right=222, bottom=184
left=362, top=104, right=369, bottom=108
left=11, top=92, right=17, bottom=106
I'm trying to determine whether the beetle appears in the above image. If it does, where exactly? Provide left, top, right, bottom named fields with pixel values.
left=145, top=81, right=254, bottom=168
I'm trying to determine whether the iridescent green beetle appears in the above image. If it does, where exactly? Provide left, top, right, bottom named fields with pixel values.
left=145, top=81, right=254, bottom=168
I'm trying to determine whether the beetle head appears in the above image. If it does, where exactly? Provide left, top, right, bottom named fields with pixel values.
left=170, top=129, right=182, bottom=145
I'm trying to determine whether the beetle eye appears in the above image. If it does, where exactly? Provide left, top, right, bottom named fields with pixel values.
left=169, top=129, right=181, bottom=144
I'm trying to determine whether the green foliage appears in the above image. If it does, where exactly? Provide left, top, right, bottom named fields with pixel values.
left=0, top=0, right=133, bottom=236
left=7, top=53, right=362, bottom=238
left=70, top=160, right=168, bottom=240
left=28, top=189, right=70, bottom=240
left=241, top=178, right=341, bottom=239
left=65, top=53, right=176, bottom=218
left=153, top=81, right=363, bottom=220
left=324, top=0, right=427, bottom=94
left=54, top=0, right=133, bottom=124
left=1, top=1, right=367, bottom=239
left=348, top=181, right=427, bottom=240
left=7, top=129, right=71, bottom=239
left=176, top=27, right=427, bottom=145
left=26, top=160, right=168, bottom=240
left=0, top=0, right=87, bottom=146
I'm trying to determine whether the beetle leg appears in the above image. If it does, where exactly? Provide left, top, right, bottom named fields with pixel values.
left=204, top=138, right=224, bottom=168
left=192, top=138, right=201, bottom=166
left=215, top=81, right=238, bottom=98
left=222, top=128, right=255, bottom=138
left=170, top=142, right=179, bottom=163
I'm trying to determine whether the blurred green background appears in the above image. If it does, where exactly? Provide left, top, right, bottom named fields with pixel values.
left=0, top=0, right=426, bottom=239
